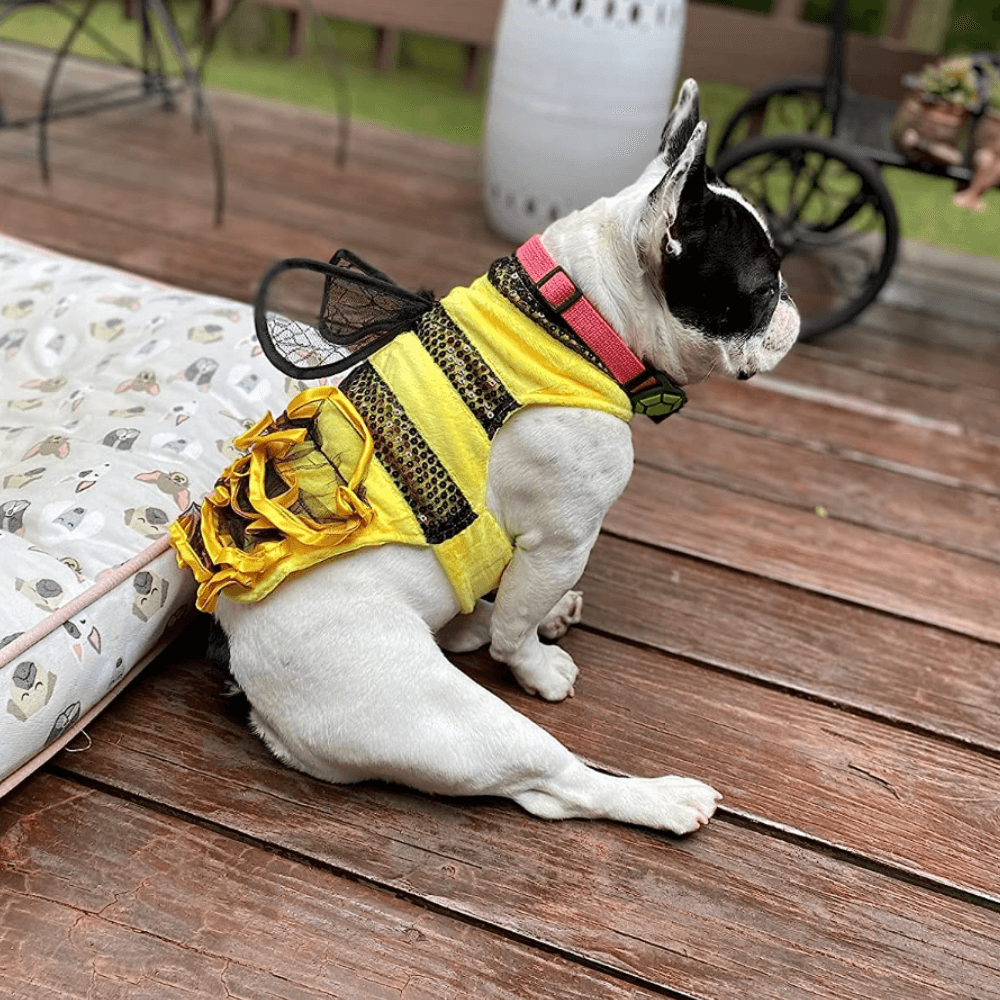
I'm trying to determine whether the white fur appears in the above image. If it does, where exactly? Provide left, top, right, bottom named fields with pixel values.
left=216, top=82, right=799, bottom=836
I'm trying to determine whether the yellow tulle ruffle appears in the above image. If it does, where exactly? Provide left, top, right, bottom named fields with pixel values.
left=170, top=386, right=375, bottom=612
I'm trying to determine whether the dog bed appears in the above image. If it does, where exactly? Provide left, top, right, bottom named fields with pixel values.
left=0, top=232, right=298, bottom=796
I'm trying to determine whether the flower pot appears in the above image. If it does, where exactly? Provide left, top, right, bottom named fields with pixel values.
left=892, top=89, right=969, bottom=166
left=483, top=0, right=688, bottom=242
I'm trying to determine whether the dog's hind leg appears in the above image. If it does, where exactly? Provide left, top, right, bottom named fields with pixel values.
left=362, top=636, right=722, bottom=834
left=221, top=583, right=718, bottom=834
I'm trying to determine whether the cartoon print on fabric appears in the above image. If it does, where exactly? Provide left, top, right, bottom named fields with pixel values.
left=52, top=505, right=89, bottom=531
left=59, top=463, right=112, bottom=493
left=99, top=295, right=142, bottom=311
left=8, top=398, right=43, bottom=412
left=4, top=470, right=44, bottom=490
left=172, top=357, right=218, bottom=391
left=62, top=386, right=93, bottom=412
left=2, top=299, right=33, bottom=319
left=6, top=659, right=57, bottom=722
left=23, top=434, right=70, bottom=460
left=62, top=617, right=102, bottom=662
left=0, top=232, right=284, bottom=790
left=45, top=701, right=81, bottom=746
left=135, top=470, right=191, bottom=510
left=15, top=577, right=64, bottom=613
left=188, top=324, right=224, bottom=343
left=116, top=370, right=161, bottom=395
left=22, top=376, right=67, bottom=393
left=102, top=428, right=140, bottom=451
left=132, top=569, right=170, bottom=622
left=0, top=328, right=28, bottom=358
left=166, top=401, right=197, bottom=425
left=124, top=505, right=171, bottom=537
left=90, top=317, right=126, bottom=341
left=59, top=557, right=85, bottom=583
left=1, top=499, right=31, bottom=533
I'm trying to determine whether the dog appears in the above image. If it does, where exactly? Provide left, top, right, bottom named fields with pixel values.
left=176, top=81, right=799, bottom=836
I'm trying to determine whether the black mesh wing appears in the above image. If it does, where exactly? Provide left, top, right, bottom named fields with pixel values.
left=253, top=252, right=435, bottom=379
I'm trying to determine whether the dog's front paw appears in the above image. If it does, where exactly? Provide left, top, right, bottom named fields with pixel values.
left=538, top=589, right=584, bottom=641
left=509, top=643, right=579, bottom=702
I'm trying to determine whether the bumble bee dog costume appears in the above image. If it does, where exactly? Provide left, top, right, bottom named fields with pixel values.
left=170, top=240, right=686, bottom=613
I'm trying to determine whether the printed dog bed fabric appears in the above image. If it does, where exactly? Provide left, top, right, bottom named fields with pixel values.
left=0, top=233, right=299, bottom=796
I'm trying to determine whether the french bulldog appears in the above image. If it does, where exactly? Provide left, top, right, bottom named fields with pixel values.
left=202, top=80, right=799, bottom=835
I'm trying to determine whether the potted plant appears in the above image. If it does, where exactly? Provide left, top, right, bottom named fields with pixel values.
left=892, top=56, right=981, bottom=167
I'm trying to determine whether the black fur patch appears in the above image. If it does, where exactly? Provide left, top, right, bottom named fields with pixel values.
left=661, top=185, right=782, bottom=340
left=206, top=616, right=232, bottom=675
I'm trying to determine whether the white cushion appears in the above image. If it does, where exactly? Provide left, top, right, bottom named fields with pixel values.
left=0, top=233, right=299, bottom=794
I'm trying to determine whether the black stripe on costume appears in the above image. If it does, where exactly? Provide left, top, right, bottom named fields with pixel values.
left=413, top=303, right=520, bottom=438
left=340, top=362, right=478, bottom=545
left=487, top=255, right=612, bottom=377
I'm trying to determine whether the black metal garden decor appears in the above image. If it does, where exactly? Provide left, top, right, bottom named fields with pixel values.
left=712, top=0, right=998, bottom=340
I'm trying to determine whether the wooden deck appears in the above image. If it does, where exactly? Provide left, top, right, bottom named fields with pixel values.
left=2, top=44, right=1000, bottom=999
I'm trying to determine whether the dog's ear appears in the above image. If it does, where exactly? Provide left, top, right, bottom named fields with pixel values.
left=639, top=119, right=709, bottom=264
left=659, top=79, right=700, bottom=165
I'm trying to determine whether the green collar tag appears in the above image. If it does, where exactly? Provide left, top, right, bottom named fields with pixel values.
left=625, top=369, right=687, bottom=423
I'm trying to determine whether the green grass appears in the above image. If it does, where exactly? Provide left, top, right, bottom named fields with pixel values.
left=2, top=2, right=997, bottom=258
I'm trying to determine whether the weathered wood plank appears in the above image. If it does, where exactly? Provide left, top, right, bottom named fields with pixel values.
left=690, top=376, right=1000, bottom=496
left=0, top=773, right=652, bottom=1000
left=632, top=415, right=1000, bottom=561
left=760, top=349, right=1000, bottom=441
left=1, top=42, right=485, bottom=178
left=580, top=533, right=1000, bottom=753
left=28, top=91, right=503, bottom=245
left=820, top=323, right=1000, bottom=395
left=472, top=631, right=1000, bottom=900
left=0, top=187, right=275, bottom=302
left=605, top=462, right=1000, bottom=643
left=0, top=165, right=494, bottom=298
left=879, top=252, right=1000, bottom=331
left=52, top=630, right=1000, bottom=904
left=836, top=297, right=1000, bottom=359
left=47, top=655, right=1000, bottom=999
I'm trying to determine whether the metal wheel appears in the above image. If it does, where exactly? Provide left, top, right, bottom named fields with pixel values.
left=714, top=77, right=835, bottom=162
left=715, top=133, right=900, bottom=340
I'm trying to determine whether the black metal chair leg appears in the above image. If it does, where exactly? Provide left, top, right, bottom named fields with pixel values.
left=146, top=0, right=227, bottom=225
left=37, top=0, right=102, bottom=185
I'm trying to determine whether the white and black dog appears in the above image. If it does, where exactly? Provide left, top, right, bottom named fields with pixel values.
left=208, top=80, right=799, bottom=835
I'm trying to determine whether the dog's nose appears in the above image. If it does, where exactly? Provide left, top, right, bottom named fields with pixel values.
left=737, top=370, right=755, bottom=381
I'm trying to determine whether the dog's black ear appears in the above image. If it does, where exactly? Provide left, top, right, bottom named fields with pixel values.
left=659, top=79, right=700, bottom=164
left=640, top=120, right=709, bottom=266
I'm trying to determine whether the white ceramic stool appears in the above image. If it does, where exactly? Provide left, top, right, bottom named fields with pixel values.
left=484, top=0, right=688, bottom=241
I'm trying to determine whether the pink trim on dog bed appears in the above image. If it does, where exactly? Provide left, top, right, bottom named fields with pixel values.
left=0, top=536, right=173, bottom=670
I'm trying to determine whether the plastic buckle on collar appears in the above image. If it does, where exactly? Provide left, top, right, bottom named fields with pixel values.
left=536, top=265, right=584, bottom=315
left=624, top=369, right=687, bottom=422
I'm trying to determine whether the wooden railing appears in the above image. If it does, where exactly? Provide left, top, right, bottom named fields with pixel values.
left=202, top=0, right=943, bottom=100
left=214, top=0, right=502, bottom=87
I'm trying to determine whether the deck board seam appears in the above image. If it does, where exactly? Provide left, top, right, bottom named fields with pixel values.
left=629, top=452, right=1000, bottom=564
left=575, top=621, right=1000, bottom=764
left=569, top=755, right=1000, bottom=913
left=681, top=409, right=1000, bottom=499
left=795, top=343, right=1000, bottom=399
left=597, top=525, right=1000, bottom=647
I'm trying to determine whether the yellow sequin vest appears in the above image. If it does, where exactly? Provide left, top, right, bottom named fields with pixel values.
left=170, top=259, right=632, bottom=613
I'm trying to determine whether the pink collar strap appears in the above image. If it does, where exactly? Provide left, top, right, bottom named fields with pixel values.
left=515, top=235, right=686, bottom=422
